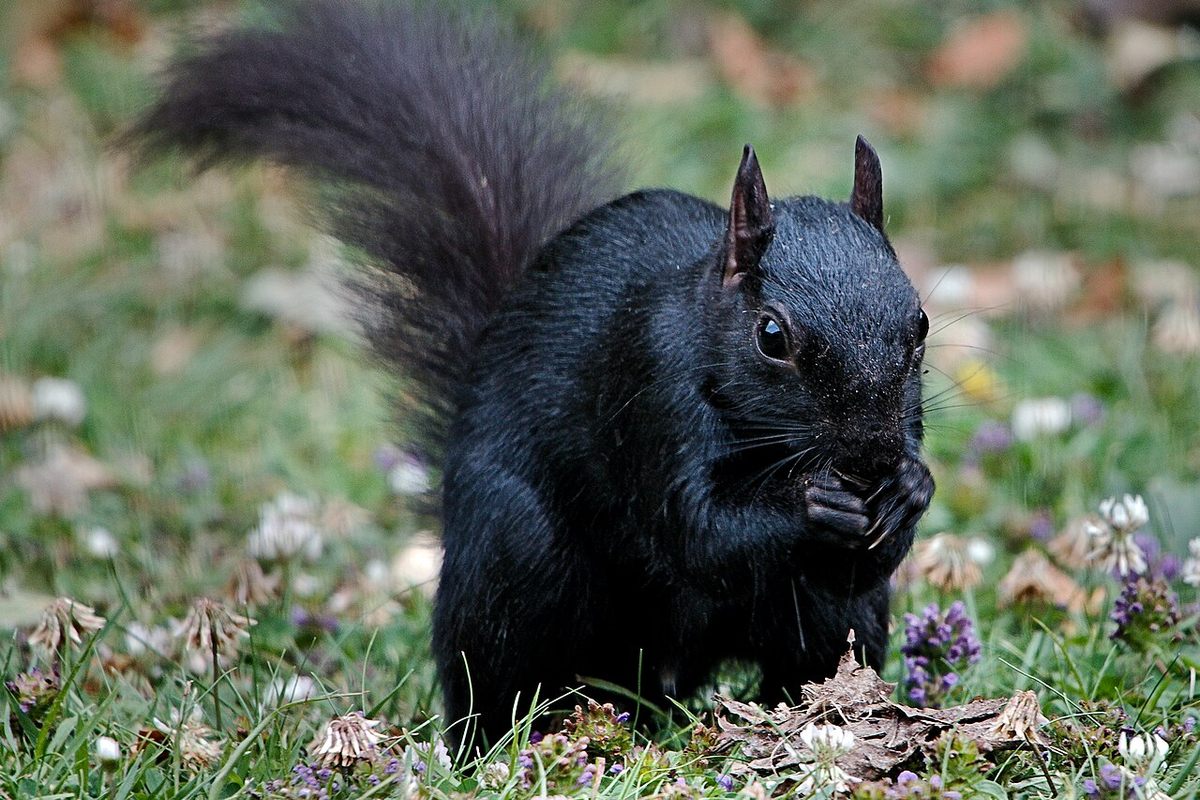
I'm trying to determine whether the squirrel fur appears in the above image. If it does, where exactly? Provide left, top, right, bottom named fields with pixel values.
left=135, top=0, right=935, bottom=745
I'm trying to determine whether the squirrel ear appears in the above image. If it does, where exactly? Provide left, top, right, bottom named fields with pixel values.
left=723, top=144, right=774, bottom=286
left=850, top=134, right=884, bottom=233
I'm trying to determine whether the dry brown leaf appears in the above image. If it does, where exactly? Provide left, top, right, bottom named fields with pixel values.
left=926, top=12, right=1028, bottom=90
left=12, top=36, right=63, bottom=89
left=706, top=12, right=815, bottom=108
left=864, top=87, right=930, bottom=138
left=714, top=648, right=1044, bottom=781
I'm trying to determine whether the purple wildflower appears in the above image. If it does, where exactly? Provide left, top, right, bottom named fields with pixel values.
left=901, top=601, right=982, bottom=708
left=1027, top=510, right=1055, bottom=542
left=965, top=420, right=1013, bottom=465
left=1081, top=762, right=1149, bottom=799
left=5, top=667, right=60, bottom=719
left=176, top=458, right=212, bottom=493
left=372, top=443, right=404, bottom=472
left=1070, top=393, right=1106, bottom=426
left=716, top=773, right=734, bottom=791
left=1110, top=575, right=1182, bottom=649
left=879, top=769, right=964, bottom=798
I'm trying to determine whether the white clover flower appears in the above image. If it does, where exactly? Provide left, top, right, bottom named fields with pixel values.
left=1099, top=494, right=1150, bottom=534
left=795, top=723, right=855, bottom=793
left=264, top=675, right=319, bottom=706
left=124, top=621, right=171, bottom=659
left=1012, top=250, right=1080, bottom=311
left=1119, top=731, right=1169, bottom=774
left=1182, top=538, right=1200, bottom=587
left=1011, top=397, right=1071, bottom=441
left=78, top=526, right=118, bottom=559
left=481, top=760, right=511, bottom=789
left=391, top=533, right=443, bottom=597
left=1085, top=516, right=1147, bottom=577
left=246, top=491, right=323, bottom=563
left=966, top=536, right=996, bottom=566
left=799, top=722, right=855, bottom=760
left=94, top=735, right=121, bottom=766
left=388, top=454, right=430, bottom=495
left=31, top=377, right=86, bottom=426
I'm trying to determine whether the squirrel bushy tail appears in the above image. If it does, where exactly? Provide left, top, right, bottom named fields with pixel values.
left=132, top=0, right=619, bottom=453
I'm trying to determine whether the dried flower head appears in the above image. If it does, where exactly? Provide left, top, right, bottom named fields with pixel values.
left=914, top=532, right=983, bottom=592
left=0, top=374, right=34, bottom=431
left=28, top=597, right=106, bottom=655
left=15, top=444, right=115, bottom=517
left=1183, top=539, right=1200, bottom=587
left=990, top=690, right=1048, bottom=745
left=901, top=601, right=982, bottom=708
left=246, top=491, right=323, bottom=562
left=173, top=598, right=256, bottom=660
left=998, top=549, right=1085, bottom=610
left=224, top=559, right=279, bottom=607
left=1153, top=300, right=1200, bottom=355
left=1049, top=515, right=1102, bottom=570
left=308, top=711, right=387, bottom=768
left=1012, top=250, right=1079, bottom=311
left=148, top=709, right=223, bottom=771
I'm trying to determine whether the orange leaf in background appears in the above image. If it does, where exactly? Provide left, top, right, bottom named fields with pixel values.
left=864, top=86, right=930, bottom=137
left=707, top=11, right=816, bottom=109
left=12, top=36, right=63, bottom=90
left=926, top=11, right=1029, bottom=90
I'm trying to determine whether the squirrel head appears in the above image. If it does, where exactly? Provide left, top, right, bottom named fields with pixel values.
left=704, top=138, right=927, bottom=485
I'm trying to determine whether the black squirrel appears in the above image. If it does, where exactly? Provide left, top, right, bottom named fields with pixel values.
left=134, top=0, right=934, bottom=745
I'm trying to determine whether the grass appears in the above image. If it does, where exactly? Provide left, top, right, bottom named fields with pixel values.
left=2, top=0, right=1200, bottom=797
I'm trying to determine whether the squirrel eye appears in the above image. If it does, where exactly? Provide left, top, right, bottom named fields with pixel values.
left=916, top=309, right=929, bottom=343
left=755, top=315, right=790, bottom=363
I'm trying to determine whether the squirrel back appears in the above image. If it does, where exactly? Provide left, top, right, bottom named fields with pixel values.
left=132, top=0, right=619, bottom=455
left=137, top=1, right=934, bottom=747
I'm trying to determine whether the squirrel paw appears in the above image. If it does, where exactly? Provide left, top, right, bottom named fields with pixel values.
left=802, top=457, right=933, bottom=557
left=803, top=478, right=871, bottom=545
left=863, top=457, right=934, bottom=555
